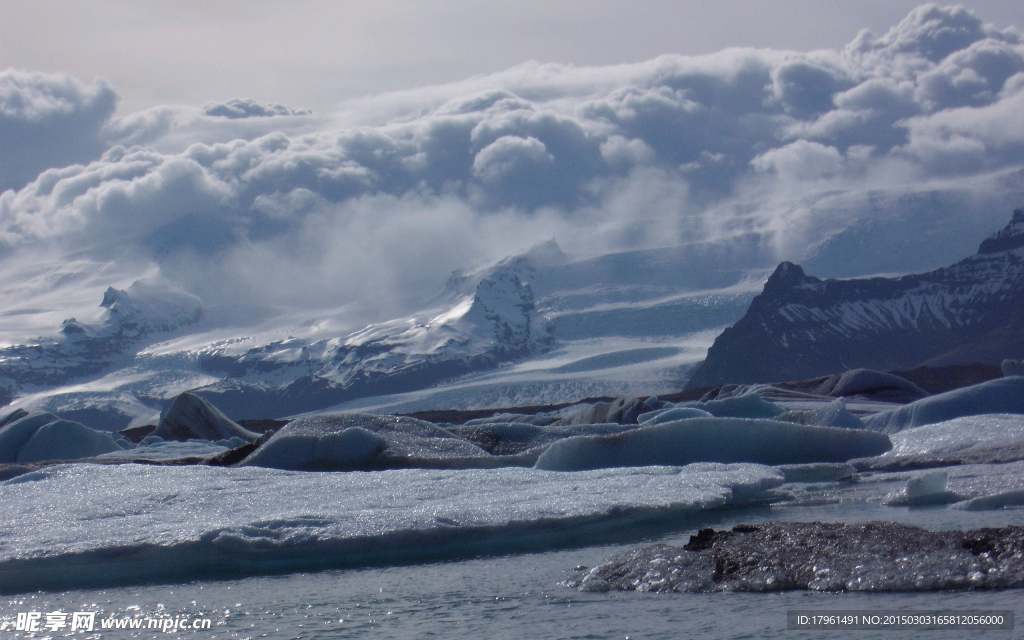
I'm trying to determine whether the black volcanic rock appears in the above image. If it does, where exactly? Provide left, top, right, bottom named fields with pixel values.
left=687, top=210, right=1024, bottom=388
left=569, top=522, right=1024, bottom=592
left=978, top=208, right=1024, bottom=254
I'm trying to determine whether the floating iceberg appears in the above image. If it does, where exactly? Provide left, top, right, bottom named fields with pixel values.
left=242, top=413, right=496, bottom=470
left=681, top=394, right=784, bottom=419
left=154, top=392, right=259, bottom=442
left=553, top=396, right=657, bottom=425
left=569, top=522, right=1024, bottom=592
left=884, top=470, right=961, bottom=506
left=0, top=462, right=783, bottom=592
left=637, top=407, right=713, bottom=425
left=447, top=422, right=637, bottom=456
left=777, top=398, right=865, bottom=429
left=828, top=369, right=927, bottom=402
left=1002, top=359, right=1024, bottom=377
left=243, top=426, right=387, bottom=470
left=0, top=408, right=28, bottom=429
left=534, top=417, right=891, bottom=471
left=0, top=412, right=123, bottom=463
left=864, top=377, right=1024, bottom=433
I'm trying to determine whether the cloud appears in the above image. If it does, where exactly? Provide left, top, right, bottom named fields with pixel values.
left=0, top=70, right=118, bottom=192
left=203, top=98, right=313, bottom=119
left=751, top=141, right=845, bottom=180
left=1, top=5, right=1023, bottom=327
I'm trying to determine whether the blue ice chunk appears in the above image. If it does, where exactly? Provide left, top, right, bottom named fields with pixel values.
left=865, top=377, right=1024, bottom=433
left=779, top=398, right=865, bottom=429
left=637, top=407, right=713, bottom=425
left=0, top=413, right=63, bottom=463
left=534, top=417, right=891, bottom=471
left=244, top=427, right=387, bottom=470
left=14, top=419, right=122, bottom=462
left=884, top=471, right=961, bottom=506
left=681, top=393, right=784, bottom=419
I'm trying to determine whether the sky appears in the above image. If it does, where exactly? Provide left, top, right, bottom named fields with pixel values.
left=2, top=1, right=1021, bottom=114
left=1, top=2, right=1023, bottom=335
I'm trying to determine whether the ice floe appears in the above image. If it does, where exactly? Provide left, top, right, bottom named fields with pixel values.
left=0, top=462, right=783, bottom=592
left=859, top=414, right=1024, bottom=469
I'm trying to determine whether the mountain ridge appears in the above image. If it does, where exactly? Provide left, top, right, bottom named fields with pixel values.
left=687, top=209, right=1024, bottom=389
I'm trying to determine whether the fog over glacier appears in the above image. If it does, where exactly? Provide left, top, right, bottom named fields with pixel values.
left=2, top=4, right=1023, bottom=337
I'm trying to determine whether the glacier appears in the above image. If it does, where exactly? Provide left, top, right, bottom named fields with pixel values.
left=0, top=237, right=763, bottom=431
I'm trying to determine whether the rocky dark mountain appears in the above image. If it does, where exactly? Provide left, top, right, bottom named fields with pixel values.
left=687, top=209, right=1024, bottom=389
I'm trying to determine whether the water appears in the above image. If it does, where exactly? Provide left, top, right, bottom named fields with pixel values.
left=4, top=499, right=1021, bottom=639
left=4, top=416, right=1024, bottom=639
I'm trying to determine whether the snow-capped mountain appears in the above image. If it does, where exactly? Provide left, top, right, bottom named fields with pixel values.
left=687, top=209, right=1024, bottom=389
left=0, top=237, right=762, bottom=426
left=189, top=268, right=554, bottom=418
left=0, top=279, right=202, bottom=406
left=187, top=236, right=767, bottom=419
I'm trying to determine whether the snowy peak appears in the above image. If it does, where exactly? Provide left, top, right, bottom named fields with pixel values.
left=520, top=239, right=568, bottom=269
left=762, top=262, right=816, bottom=294
left=0, top=278, right=204, bottom=403
left=458, top=270, right=549, bottom=352
left=185, top=268, right=555, bottom=418
left=100, top=286, right=130, bottom=310
left=98, top=280, right=203, bottom=334
left=443, top=239, right=568, bottom=298
left=978, top=209, right=1024, bottom=254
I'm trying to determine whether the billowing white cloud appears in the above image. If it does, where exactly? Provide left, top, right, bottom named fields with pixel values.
left=1, top=4, right=1023, bottom=328
left=0, top=70, right=118, bottom=192
left=751, top=141, right=845, bottom=180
